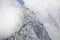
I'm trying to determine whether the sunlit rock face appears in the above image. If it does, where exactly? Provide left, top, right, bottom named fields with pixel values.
left=23, top=0, right=60, bottom=40
left=0, top=0, right=24, bottom=39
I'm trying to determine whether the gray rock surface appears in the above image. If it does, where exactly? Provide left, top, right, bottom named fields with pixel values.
left=3, top=8, right=51, bottom=40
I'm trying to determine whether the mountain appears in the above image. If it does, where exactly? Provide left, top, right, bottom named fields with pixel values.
left=3, top=7, right=51, bottom=40
left=0, top=0, right=51, bottom=40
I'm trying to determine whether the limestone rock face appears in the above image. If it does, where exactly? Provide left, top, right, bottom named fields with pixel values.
left=3, top=8, right=51, bottom=40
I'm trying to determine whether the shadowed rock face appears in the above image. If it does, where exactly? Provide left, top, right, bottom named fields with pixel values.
left=3, top=8, right=51, bottom=40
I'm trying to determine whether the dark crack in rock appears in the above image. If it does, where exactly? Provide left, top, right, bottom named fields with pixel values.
left=3, top=8, right=51, bottom=40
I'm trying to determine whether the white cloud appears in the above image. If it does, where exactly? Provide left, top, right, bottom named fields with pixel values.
left=0, top=0, right=23, bottom=39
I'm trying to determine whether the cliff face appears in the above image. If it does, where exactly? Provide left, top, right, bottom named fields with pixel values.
left=3, top=8, right=51, bottom=40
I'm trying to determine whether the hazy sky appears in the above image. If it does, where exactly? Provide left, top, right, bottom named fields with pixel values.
left=18, top=0, right=24, bottom=6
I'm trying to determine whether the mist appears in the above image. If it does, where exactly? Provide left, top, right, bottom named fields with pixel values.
left=0, top=0, right=24, bottom=39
